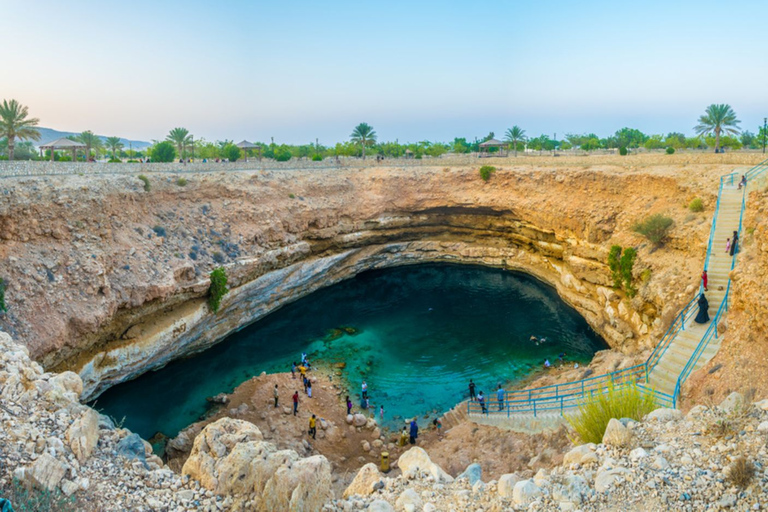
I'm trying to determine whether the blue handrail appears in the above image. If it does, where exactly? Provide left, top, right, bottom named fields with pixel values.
left=469, top=158, right=768, bottom=419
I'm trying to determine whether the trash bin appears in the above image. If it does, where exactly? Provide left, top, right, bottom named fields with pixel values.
left=380, top=452, right=390, bottom=473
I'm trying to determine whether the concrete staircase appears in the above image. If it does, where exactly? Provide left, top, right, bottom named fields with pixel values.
left=645, top=183, right=742, bottom=396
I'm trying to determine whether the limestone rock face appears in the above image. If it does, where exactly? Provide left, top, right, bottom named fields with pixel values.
left=344, top=463, right=384, bottom=498
left=397, top=447, right=453, bottom=483
left=67, top=408, right=100, bottom=462
left=563, top=444, right=598, bottom=466
left=602, top=418, right=633, bottom=447
left=182, top=417, right=331, bottom=511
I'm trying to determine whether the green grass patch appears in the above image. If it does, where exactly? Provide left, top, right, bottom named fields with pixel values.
left=137, top=174, right=151, bottom=192
left=176, top=177, right=188, bottom=186
left=566, top=383, right=656, bottom=444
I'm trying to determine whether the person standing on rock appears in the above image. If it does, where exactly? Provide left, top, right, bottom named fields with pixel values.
left=293, top=391, right=299, bottom=416
left=308, top=414, right=317, bottom=440
left=291, top=362, right=297, bottom=379
left=477, top=391, right=487, bottom=413
left=497, top=384, right=504, bottom=411
left=468, top=379, right=476, bottom=401
left=701, top=270, right=708, bottom=292
left=346, top=396, right=353, bottom=415
left=274, top=384, right=279, bottom=408
left=303, top=375, right=309, bottom=394
left=409, top=419, right=419, bottom=444
left=361, top=381, right=368, bottom=399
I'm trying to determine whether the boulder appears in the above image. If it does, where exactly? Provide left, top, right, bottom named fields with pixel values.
left=457, top=463, right=482, bottom=485
left=629, top=447, right=648, bottom=460
left=67, top=408, right=100, bottom=462
left=757, top=421, right=768, bottom=433
left=652, top=456, right=670, bottom=470
left=533, top=469, right=550, bottom=487
left=361, top=441, right=371, bottom=452
left=343, top=463, right=384, bottom=498
left=553, top=475, right=589, bottom=504
left=645, top=408, right=682, bottom=422
left=353, top=414, right=367, bottom=427
left=49, top=371, right=83, bottom=398
left=686, top=405, right=708, bottom=418
left=595, top=467, right=631, bottom=492
left=719, top=392, right=745, bottom=414
left=563, top=444, right=598, bottom=466
left=97, top=414, right=116, bottom=430
left=754, top=399, right=768, bottom=411
left=17, top=453, right=68, bottom=491
left=602, top=418, right=633, bottom=448
left=346, top=414, right=354, bottom=425
left=369, top=500, right=395, bottom=512
left=262, top=455, right=333, bottom=512
left=117, top=433, right=147, bottom=465
left=395, top=488, right=423, bottom=511
left=512, top=479, right=542, bottom=505
left=397, top=447, right=453, bottom=483
left=497, top=473, right=520, bottom=498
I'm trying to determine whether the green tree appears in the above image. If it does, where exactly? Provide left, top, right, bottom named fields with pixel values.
left=74, top=130, right=102, bottom=160
left=694, top=104, right=740, bottom=153
left=105, top=136, right=124, bottom=160
left=739, top=131, right=757, bottom=149
left=504, top=126, right=527, bottom=157
left=0, top=99, right=40, bottom=160
left=664, top=132, right=686, bottom=148
left=614, top=127, right=648, bottom=148
left=150, top=141, right=176, bottom=162
left=350, top=123, right=377, bottom=159
left=451, top=137, right=471, bottom=154
left=167, top=127, right=193, bottom=160
left=221, top=143, right=241, bottom=162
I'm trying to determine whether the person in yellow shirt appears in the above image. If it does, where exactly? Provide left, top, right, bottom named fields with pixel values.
left=308, top=414, right=317, bottom=440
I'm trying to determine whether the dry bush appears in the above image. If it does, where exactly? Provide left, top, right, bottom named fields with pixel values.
left=727, top=457, right=756, bottom=488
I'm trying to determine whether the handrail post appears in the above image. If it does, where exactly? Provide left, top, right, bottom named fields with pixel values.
left=533, top=401, right=537, bottom=418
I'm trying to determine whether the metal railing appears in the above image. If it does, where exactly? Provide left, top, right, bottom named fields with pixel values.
left=466, top=158, right=768, bottom=420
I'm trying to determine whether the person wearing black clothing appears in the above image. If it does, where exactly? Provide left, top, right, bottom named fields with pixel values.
left=409, top=419, right=419, bottom=444
left=730, top=231, right=738, bottom=256
left=468, top=380, right=476, bottom=400
left=694, top=293, right=710, bottom=324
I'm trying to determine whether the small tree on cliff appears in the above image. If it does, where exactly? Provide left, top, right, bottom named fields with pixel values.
left=208, top=267, right=228, bottom=313
left=607, top=245, right=637, bottom=297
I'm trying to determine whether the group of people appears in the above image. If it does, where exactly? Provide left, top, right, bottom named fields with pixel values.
left=696, top=228, right=742, bottom=324
left=468, top=380, right=507, bottom=413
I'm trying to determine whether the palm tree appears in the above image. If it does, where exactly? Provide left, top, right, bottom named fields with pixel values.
left=105, top=136, right=124, bottom=160
left=504, top=126, right=527, bottom=157
left=167, top=127, right=193, bottom=160
left=350, top=123, right=377, bottom=159
left=75, top=131, right=103, bottom=160
left=694, top=104, right=741, bottom=153
left=0, top=99, right=40, bottom=160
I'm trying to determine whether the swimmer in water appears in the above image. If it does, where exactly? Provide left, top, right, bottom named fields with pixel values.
left=530, top=335, right=538, bottom=344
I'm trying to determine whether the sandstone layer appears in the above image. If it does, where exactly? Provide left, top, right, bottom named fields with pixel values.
left=0, top=158, right=727, bottom=398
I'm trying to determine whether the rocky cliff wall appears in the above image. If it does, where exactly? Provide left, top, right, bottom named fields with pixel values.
left=0, top=164, right=715, bottom=399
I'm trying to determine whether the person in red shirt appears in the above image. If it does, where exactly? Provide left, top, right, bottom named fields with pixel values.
left=701, top=270, right=708, bottom=292
left=292, top=391, right=299, bottom=416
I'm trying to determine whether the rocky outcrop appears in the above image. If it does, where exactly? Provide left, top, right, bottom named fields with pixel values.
left=0, top=164, right=710, bottom=399
left=182, top=417, right=332, bottom=511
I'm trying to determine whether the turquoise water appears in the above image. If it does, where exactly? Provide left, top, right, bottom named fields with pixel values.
left=94, top=264, right=606, bottom=439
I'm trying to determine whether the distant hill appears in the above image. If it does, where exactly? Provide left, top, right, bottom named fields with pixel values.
left=34, top=127, right=151, bottom=150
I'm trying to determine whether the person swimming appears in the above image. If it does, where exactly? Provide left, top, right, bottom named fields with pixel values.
left=530, top=335, right=539, bottom=345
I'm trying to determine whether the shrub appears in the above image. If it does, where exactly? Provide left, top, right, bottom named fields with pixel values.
left=150, top=141, right=176, bottom=162
left=176, top=177, right=188, bottom=187
left=208, top=267, right=228, bottom=313
left=619, top=146, right=628, bottom=156
left=566, top=384, right=656, bottom=444
left=0, top=278, right=6, bottom=312
left=640, top=268, right=652, bottom=283
left=311, top=154, right=323, bottom=161
left=275, top=149, right=292, bottom=162
left=727, top=457, right=755, bottom=489
left=688, top=197, right=704, bottom=212
left=607, top=245, right=622, bottom=288
left=666, top=147, right=675, bottom=155
left=108, top=157, right=121, bottom=163
left=479, top=165, right=496, bottom=182
left=289, top=193, right=295, bottom=199
left=137, top=174, right=151, bottom=192
left=0, top=478, right=81, bottom=511
left=633, top=214, right=674, bottom=245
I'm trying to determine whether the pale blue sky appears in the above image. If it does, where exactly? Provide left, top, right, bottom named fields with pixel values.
left=4, top=0, right=767, bottom=144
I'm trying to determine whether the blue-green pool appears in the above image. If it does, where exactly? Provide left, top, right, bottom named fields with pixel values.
left=94, top=264, right=606, bottom=439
